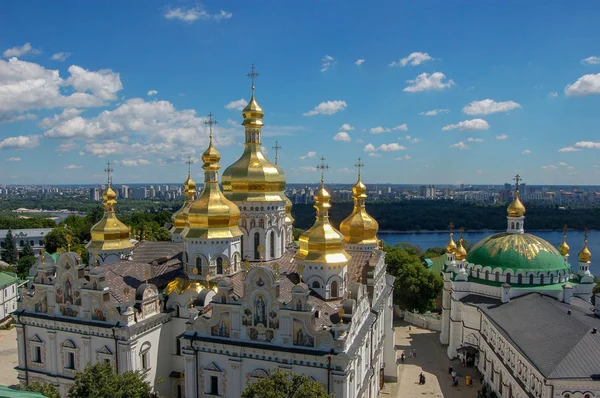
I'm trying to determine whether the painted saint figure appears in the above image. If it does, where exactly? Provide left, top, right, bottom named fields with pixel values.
left=255, top=296, right=266, bottom=326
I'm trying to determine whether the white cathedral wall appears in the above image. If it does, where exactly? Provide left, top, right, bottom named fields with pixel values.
left=237, top=201, right=286, bottom=262
left=185, top=238, right=242, bottom=275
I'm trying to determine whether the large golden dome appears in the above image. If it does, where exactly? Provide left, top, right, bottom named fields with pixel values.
left=88, top=174, right=133, bottom=252
left=221, top=86, right=286, bottom=203
left=339, top=173, right=378, bottom=245
left=455, top=238, right=467, bottom=261
left=183, top=131, right=242, bottom=240
left=295, top=181, right=350, bottom=265
left=579, top=239, right=592, bottom=263
left=445, top=233, right=457, bottom=254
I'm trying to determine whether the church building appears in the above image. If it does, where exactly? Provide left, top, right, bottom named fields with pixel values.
left=12, top=68, right=396, bottom=398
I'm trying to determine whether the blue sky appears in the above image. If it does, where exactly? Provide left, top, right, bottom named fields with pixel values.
left=1, top=1, right=600, bottom=186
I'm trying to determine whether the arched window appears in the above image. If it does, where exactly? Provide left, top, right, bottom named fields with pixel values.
left=539, top=274, right=544, bottom=284
left=506, top=273, right=511, bottom=284
left=550, top=274, right=554, bottom=284
left=241, top=235, right=244, bottom=259
left=19, top=240, right=24, bottom=246
left=518, top=274, right=523, bottom=284
left=476, top=269, right=480, bottom=279
left=511, top=222, right=515, bottom=230
left=312, top=281, right=320, bottom=289
left=270, top=231, right=275, bottom=258
left=254, top=232, right=260, bottom=260
left=195, top=257, right=202, bottom=273
left=216, top=257, right=223, bottom=274
left=495, top=272, right=500, bottom=282
left=516, top=222, right=520, bottom=230
left=331, top=281, right=339, bottom=298
left=529, top=274, right=534, bottom=284
left=485, top=270, right=490, bottom=280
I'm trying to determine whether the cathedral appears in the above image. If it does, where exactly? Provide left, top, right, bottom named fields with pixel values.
left=13, top=70, right=396, bottom=398
left=437, top=178, right=600, bottom=398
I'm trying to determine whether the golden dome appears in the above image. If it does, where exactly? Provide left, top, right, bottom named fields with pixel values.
left=446, top=233, right=457, bottom=254
left=507, top=187, right=526, bottom=217
left=172, top=166, right=197, bottom=233
left=455, top=238, right=467, bottom=261
left=340, top=172, right=379, bottom=245
left=182, top=128, right=243, bottom=240
left=579, top=239, right=592, bottom=263
left=88, top=167, right=133, bottom=252
left=284, top=194, right=295, bottom=224
left=558, top=231, right=570, bottom=257
left=221, top=77, right=286, bottom=203
left=294, top=181, right=351, bottom=265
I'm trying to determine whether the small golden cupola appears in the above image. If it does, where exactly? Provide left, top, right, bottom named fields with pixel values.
left=87, top=162, right=134, bottom=265
left=340, top=158, right=379, bottom=246
left=182, top=114, right=243, bottom=240
left=507, top=175, right=526, bottom=218
left=446, top=225, right=457, bottom=254
left=558, top=225, right=570, bottom=258
left=170, top=158, right=197, bottom=240
left=221, top=65, right=286, bottom=203
left=455, top=229, right=468, bottom=261
left=578, top=230, right=592, bottom=264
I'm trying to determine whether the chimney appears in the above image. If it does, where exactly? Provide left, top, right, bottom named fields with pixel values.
left=562, top=283, right=574, bottom=304
left=501, top=283, right=511, bottom=303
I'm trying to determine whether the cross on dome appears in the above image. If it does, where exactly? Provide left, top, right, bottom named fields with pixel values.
left=272, top=140, right=282, bottom=165
left=355, top=158, right=364, bottom=178
left=514, top=174, right=522, bottom=193
left=186, top=156, right=194, bottom=173
left=205, top=113, right=218, bottom=139
left=317, top=156, right=329, bottom=182
left=247, top=64, right=259, bottom=92
left=104, top=161, right=114, bottom=186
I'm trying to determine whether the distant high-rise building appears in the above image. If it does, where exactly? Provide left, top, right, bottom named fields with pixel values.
left=131, top=187, right=147, bottom=199
left=120, top=185, right=129, bottom=199
left=420, top=185, right=435, bottom=198
left=89, top=187, right=100, bottom=201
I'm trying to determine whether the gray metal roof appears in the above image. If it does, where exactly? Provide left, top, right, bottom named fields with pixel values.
left=463, top=293, right=600, bottom=380
left=0, top=228, right=53, bottom=238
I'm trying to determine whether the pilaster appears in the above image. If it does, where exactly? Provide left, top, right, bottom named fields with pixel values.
left=47, top=330, right=58, bottom=375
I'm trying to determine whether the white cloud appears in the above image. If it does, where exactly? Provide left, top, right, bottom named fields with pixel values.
left=64, top=164, right=83, bottom=169
left=496, top=134, right=509, bottom=140
left=339, top=123, right=354, bottom=131
left=581, top=56, right=600, bottom=65
left=369, top=126, right=389, bottom=134
left=548, top=91, right=558, bottom=99
left=6, top=157, right=21, bottom=162
left=393, top=124, right=408, bottom=131
left=542, top=165, right=558, bottom=169
left=165, top=7, right=232, bottom=23
left=0, top=112, right=36, bottom=124
left=51, top=52, right=71, bottom=62
left=404, top=72, right=455, bottom=92
left=147, top=90, right=158, bottom=96
left=56, top=142, right=79, bottom=152
left=521, top=149, right=532, bottom=154
left=333, top=132, right=351, bottom=142
left=364, top=144, right=376, bottom=152
left=395, top=155, right=411, bottom=160
left=558, top=141, right=600, bottom=152
left=354, top=59, right=365, bottom=66
left=403, top=135, right=420, bottom=143
left=81, top=141, right=128, bottom=157
left=364, top=143, right=406, bottom=152
left=442, top=119, right=489, bottom=131
left=420, top=109, right=449, bottom=116
left=389, top=52, right=434, bottom=67
left=321, top=55, right=335, bottom=72
left=559, top=162, right=568, bottom=166
left=225, top=98, right=248, bottom=111
left=3, top=43, right=40, bottom=58
left=300, top=151, right=317, bottom=160
left=449, top=141, right=469, bottom=150
left=0, top=58, right=123, bottom=112
left=462, top=99, right=522, bottom=115
left=467, top=137, right=483, bottom=143
left=0, top=135, right=40, bottom=149
left=303, top=100, right=347, bottom=116
left=336, top=167, right=352, bottom=173
left=564, top=73, right=600, bottom=96
left=119, top=159, right=150, bottom=167
left=299, top=166, right=317, bottom=172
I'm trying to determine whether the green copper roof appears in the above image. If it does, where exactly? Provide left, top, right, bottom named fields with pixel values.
left=0, top=272, right=19, bottom=288
left=466, top=232, right=570, bottom=273
left=0, top=386, right=47, bottom=397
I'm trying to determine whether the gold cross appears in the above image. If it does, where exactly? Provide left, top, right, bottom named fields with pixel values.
left=355, top=158, right=364, bottom=178
left=317, top=156, right=329, bottom=182
left=584, top=228, right=588, bottom=243
left=563, top=224, right=568, bottom=239
left=272, top=141, right=282, bottom=165
left=247, top=64, right=259, bottom=91
left=104, top=161, right=114, bottom=186
left=186, top=156, right=193, bottom=174
left=513, top=174, right=521, bottom=192
left=205, top=113, right=218, bottom=139
left=448, top=222, right=454, bottom=232
left=459, top=227, right=464, bottom=240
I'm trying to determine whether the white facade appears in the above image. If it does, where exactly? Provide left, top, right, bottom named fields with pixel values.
left=1, top=272, right=19, bottom=321
left=237, top=202, right=287, bottom=262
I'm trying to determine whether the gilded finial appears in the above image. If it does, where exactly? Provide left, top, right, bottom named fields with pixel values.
left=455, top=227, right=467, bottom=260
left=247, top=64, right=259, bottom=92
left=104, top=161, right=114, bottom=187
left=446, top=222, right=457, bottom=254
left=338, top=308, right=344, bottom=324
left=66, top=233, right=72, bottom=252
left=272, top=141, right=282, bottom=165
left=273, top=262, right=280, bottom=278
left=297, top=263, right=305, bottom=283
left=186, top=156, right=193, bottom=176
left=507, top=174, right=526, bottom=217
left=355, top=158, right=364, bottom=179
left=317, top=156, right=329, bottom=183
left=514, top=174, right=521, bottom=195
left=40, top=247, right=46, bottom=264
left=242, top=260, right=251, bottom=273
left=205, top=112, right=218, bottom=141
left=558, top=225, right=570, bottom=257
left=579, top=228, right=592, bottom=263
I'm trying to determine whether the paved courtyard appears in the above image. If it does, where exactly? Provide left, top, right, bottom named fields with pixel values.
left=0, top=327, right=19, bottom=388
left=380, top=321, right=480, bottom=398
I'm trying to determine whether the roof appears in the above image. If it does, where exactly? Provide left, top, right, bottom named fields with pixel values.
left=427, top=255, right=446, bottom=275
left=464, top=292, right=600, bottom=379
left=0, top=229, right=53, bottom=238
left=0, top=272, right=19, bottom=288
left=466, top=232, right=570, bottom=273
left=0, top=386, right=47, bottom=397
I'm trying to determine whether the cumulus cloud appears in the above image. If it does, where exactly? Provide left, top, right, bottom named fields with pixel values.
left=548, top=91, right=558, bottom=99
left=0, top=135, right=40, bottom=149
left=225, top=98, right=248, bottom=111
left=522, top=149, right=531, bottom=154
left=119, top=159, right=150, bottom=167
left=542, top=165, right=558, bottom=169
left=404, top=72, right=455, bottom=92
left=165, top=7, right=232, bottom=22
left=147, top=90, right=158, bottom=96
left=64, top=164, right=83, bottom=169
left=81, top=141, right=129, bottom=157
left=559, top=162, right=568, bottom=166
left=369, top=124, right=407, bottom=134
left=467, top=137, right=483, bottom=143
left=462, top=99, right=522, bottom=115
left=0, top=58, right=123, bottom=112
left=299, top=166, right=317, bottom=172
left=0, top=112, right=36, bottom=124
left=442, top=119, right=489, bottom=131
left=558, top=141, right=600, bottom=152
left=340, top=123, right=354, bottom=131
left=420, top=109, right=449, bottom=116
left=333, top=132, right=351, bottom=142
left=56, top=142, right=79, bottom=152
left=354, top=59, right=365, bottom=66
left=496, top=134, right=508, bottom=140
left=6, top=157, right=21, bottom=162
left=581, top=56, right=600, bottom=65
left=389, top=52, right=433, bottom=67
left=564, top=73, right=600, bottom=96
left=303, top=100, right=347, bottom=116
left=3, top=43, right=40, bottom=58
left=364, top=143, right=406, bottom=152
left=449, top=141, right=469, bottom=150
left=51, top=52, right=71, bottom=62
left=321, top=55, right=335, bottom=72
left=300, top=151, right=316, bottom=160
left=403, top=135, right=420, bottom=143
left=395, top=155, right=411, bottom=160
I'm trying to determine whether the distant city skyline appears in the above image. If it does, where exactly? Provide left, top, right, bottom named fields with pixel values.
left=2, top=1, right=600, bottom=185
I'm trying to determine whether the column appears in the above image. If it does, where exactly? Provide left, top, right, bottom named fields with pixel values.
left=47, top=330, right=58, bottom=375
left=229, top=358, right=242, bottom=398
left=332, top=372, right=349, bottom=398
left=183, top=348, right=197, bottom=398
left=15, top=325, right=26, bottom=370
left=81, top=336, right=92, bottom=364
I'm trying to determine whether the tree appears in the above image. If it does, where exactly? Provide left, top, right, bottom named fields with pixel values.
left=22, top=380, right=60, bottom=398
left=241, top=369, right=331, bottom=398
left=1, top=229, right=18, bottom=265
left=22, top=240, right=34, bottom=258
left=17, top=255, right=36, bottom=278
left=385, top=244, right=443, bottom=313
left=68, top=362, right=153, bottom=398
left=43, top=227, right=79, bottom=254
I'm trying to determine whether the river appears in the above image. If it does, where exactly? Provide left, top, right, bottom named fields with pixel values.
left=379, top=230, right=600, bottom=275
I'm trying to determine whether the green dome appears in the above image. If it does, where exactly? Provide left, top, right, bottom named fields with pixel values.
left=466, top=232, right=570, bottom=272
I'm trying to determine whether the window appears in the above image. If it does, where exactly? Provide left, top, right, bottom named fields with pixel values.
left=19, top=240, right=24, bottom=247
left=270, top=231, right=275, bottom=258
left=176, top=338, right=181, bottom=356
left=104, top=358, right=111, bottom=364
left=518, top=274, right=523, bottom=284
left=550, top=274, right=554, bottom=284
left=312, top=281, right=320, bottom=289
left=495, top=272, right=500, bottom=282
left=254, top=232, right=260, bottom=260
left=210, top=376, right=219, bottom=395
left=30, top=240, right=34, bottom=246
left=216, top=257, right=223, bottom=274
left=485, top=270, right=490, bottom=280
left=34, top=346, right=42, bottom=363
left=506, top=273, right=511, bottom=284
left=140, top=342, right=151, bottom=371
left=529, top=274, right=534, bottom=284
left=66, top=352, right=75, bottom=369
left=540, top=274, right=544, bottom=284
left=39, top=240, right=43, bottom=246
left=331, top=281, right=339, bottom=298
